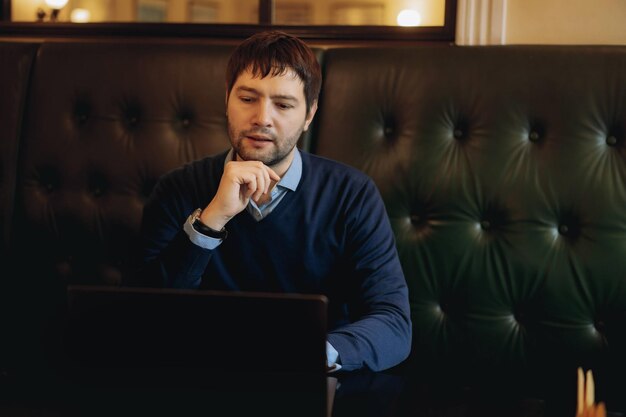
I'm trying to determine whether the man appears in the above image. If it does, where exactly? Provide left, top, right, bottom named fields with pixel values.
left=139, top=30, right=411, bottom=372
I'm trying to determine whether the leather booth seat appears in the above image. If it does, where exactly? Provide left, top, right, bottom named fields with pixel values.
left=1, top=40, right=625, bottom=416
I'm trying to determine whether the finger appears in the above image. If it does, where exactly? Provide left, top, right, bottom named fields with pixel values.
left=263, top=167, right=280, bottom=198
left=253, top=188, right=265, bottom=202
left=260, top=165, right=271, bottom=195
left=242, top=175, right=258, bottom=200
left=246, top=164, right=269, bottom=198
left=596, top=402, right=607, bottom=417
left=251, top=164, right=271, bottom=196
left=586, top=370, right=595, bottom=408
left=252, top=168, right=268, bottom=201
left=239, top=184, right=253, bottom=201
left=577, top=367, right=585, bottom=416
left=268, top=178, right=278, bottom=194
left=266, top=166, right=281, bottom=183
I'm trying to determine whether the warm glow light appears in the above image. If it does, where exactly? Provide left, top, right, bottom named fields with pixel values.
left=70, top=8, right=91, bottom=23
left=45, top=0, right=69, bottom=9
left=397, top=9, right=422, bottom=27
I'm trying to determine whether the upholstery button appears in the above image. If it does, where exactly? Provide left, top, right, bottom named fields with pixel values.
left=440, top=301, right=449, bottom=314
left=453, top=129, right=463, bottom=139
left=595, top=320, right=606, bottom=333
left=120, top=100, right=142, bottom=128
left=529, top=131, right=540, bottom=142
left=558, top=224, right=569, bottom=235
left=606, top=136, right=618, bottom=146
left=88, top=174, right=107, bottom=198
left=382, top=116, right=396, bottom=140
left=73, top=100, right=91, bottom=126
left=39, top=167, right=60, bottom=193
left=177, top=107, right=195, bottom=129
left=480, top=220, right=491, bottom=230
left=410, top=214, right=420, bottom=225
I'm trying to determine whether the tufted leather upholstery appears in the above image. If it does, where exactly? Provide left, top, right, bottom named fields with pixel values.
left=1, top=40, right=626, bottom=414
left=316, top=45, right=626, bottom=411
left=0, top=41, right=38, bottom=384
left=16, top=42, right=234, bottom=286
left=0, top=42, right=37, bottom=257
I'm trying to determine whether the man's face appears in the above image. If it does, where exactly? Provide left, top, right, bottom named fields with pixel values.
left=226, top=68, right=317, bottom=170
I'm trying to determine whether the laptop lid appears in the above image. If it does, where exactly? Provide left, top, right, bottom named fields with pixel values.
left=64, top=285, right=328, bottom=373
left=63, top=285, right=331, bottom=417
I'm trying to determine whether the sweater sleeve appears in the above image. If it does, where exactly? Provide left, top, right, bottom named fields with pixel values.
left=136, top=167, right=214, bottom=289
left=326, top=178, right=412, bottom=371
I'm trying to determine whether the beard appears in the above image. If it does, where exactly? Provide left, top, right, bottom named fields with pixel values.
left=228, top=123, right=304, bottom=167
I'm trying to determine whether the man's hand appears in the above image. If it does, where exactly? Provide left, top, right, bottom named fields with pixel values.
left=199, top=160, right=280, bottom=230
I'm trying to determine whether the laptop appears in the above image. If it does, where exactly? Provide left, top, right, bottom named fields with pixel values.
left=62, top=285, right=331, bottom=417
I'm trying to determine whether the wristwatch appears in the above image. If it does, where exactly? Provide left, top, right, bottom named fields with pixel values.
left=189, top=208, right=228, bottom=240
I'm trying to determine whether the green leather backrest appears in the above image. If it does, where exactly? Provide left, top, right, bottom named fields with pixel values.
left=314, top=45, right=626, bottom=389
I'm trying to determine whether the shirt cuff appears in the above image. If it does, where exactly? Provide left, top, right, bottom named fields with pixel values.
left=183, top=213, right=223, bottom=250
left=326, top=341, right=342, bottom=372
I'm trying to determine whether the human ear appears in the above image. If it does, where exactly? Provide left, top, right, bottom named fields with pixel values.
left=303, top=100, right=318, bottom=131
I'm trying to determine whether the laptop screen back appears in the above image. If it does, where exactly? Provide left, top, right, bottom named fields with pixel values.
left=63, top=285, right=332, bottom=417
left=64, top=285, right=328, bottom=374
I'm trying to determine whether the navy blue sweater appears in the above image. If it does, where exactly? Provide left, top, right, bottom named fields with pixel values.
left=140, top=151, right=411, bottom=371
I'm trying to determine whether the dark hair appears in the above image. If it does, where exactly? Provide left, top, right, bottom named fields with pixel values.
left=226, top=31, right=322, bottom=115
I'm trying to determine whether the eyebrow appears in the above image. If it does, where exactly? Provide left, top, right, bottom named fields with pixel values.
left=235, top=86, right=299, bottom=102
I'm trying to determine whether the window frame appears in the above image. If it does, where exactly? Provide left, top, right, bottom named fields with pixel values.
left=0, top=0, right=457, bottom=42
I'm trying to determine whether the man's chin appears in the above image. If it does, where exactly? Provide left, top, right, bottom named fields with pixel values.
left=235, top=149, right=276, bottom=165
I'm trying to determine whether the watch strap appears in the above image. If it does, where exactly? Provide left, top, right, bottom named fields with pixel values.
left=190, top=209, right=228, bottom=240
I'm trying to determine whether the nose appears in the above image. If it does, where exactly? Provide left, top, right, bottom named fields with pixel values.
left=252, top=100, right=273, bottom=127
